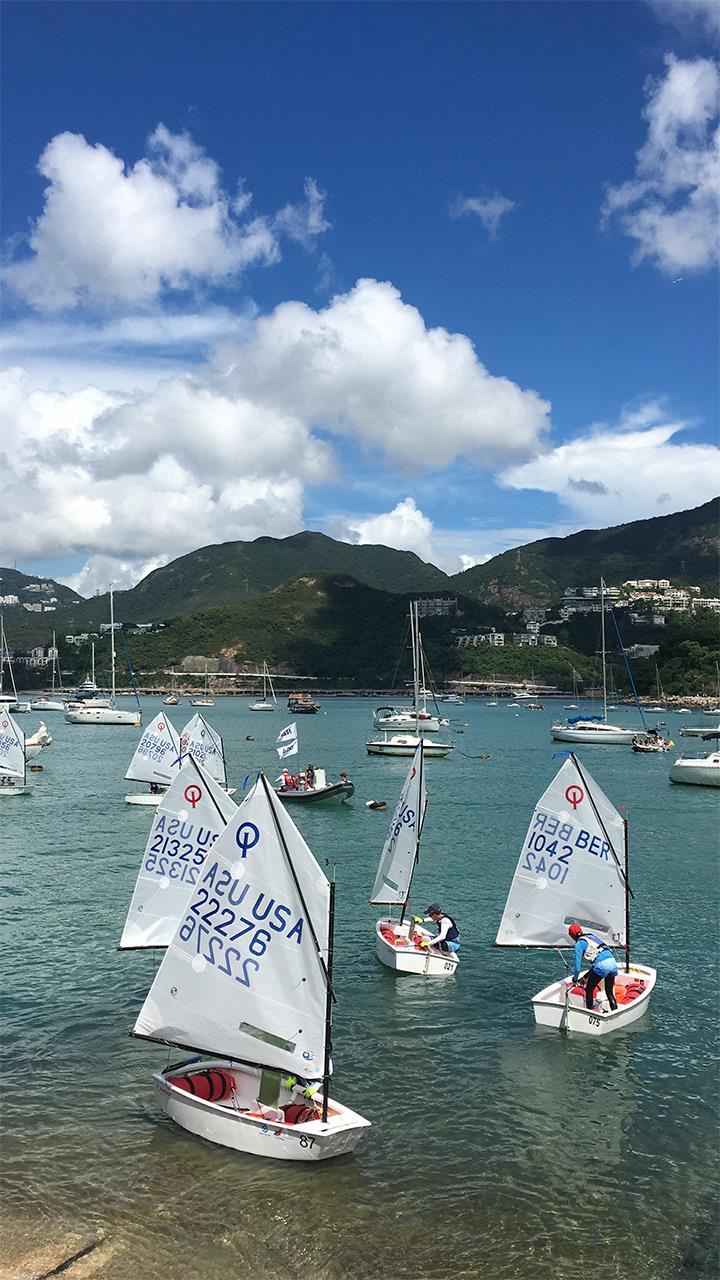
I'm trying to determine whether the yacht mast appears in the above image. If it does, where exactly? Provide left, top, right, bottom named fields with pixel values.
left=600, top=578, right=608, bottom=724
left=110, top=587, right=117, bottom=704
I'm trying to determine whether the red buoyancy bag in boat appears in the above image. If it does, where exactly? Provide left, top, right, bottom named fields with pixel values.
left=166, top=1069, right=235, bottom=1102
left=617, top=979, right=646, bottom=1005
left=281, top=1102, right=318, bottom=1125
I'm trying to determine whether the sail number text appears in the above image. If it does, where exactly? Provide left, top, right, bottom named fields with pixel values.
left=520, top=808, right=614, bottom=883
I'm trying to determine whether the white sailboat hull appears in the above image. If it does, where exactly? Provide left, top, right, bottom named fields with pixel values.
left=124, top=790, right=166, bottom=807
left=0, top=782, right=32, bottom=797
left=153, top=1062, right=370, bottom=1162
left=668, top=755, right=720, bottom=787
left=65, top=706, right=141, bottom=725
left=551, top=722, right=639, bottom=744
left=249, top=701, right=276, bottom=712
left=366, top=735, right=453, bottom=758
left=532, top=965, right=656, bottom=1035
left=680, top=724, right=720, bottom=738
left=375, top=920, right=459, bottom=976
left=31, top=699, right=66, bottom=712
left=373, top=712, right=444, bottom=733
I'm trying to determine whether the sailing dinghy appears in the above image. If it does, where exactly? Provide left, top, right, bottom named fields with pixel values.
left=495, top=754, right=655, bottom=1035
left=120, top=759, right=237, bottom=948
left=0, top=712, right=32, bottom=797
left=180, top=712, right=236, bottom=796
left=132, top=773, right=371, bottom=1161
left=371, top=744, right=458, bottom=976
left=124, top=712, right=182, bottom=805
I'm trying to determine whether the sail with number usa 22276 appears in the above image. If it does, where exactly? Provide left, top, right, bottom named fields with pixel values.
left=370, top=742, right=426, bottom=905
left=133, top=773, right=332, bottom=1080
left=495, top=756, right=627, bottom=950
left=124, top=712, right=182, bottom=787
left=0, top=712, right=25, bottom=779
left=120, top=759, right=238, bottom=950
left=180, top=713, right=227, bottom=788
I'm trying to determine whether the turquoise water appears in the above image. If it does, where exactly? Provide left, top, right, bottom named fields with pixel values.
left=1, top=699, right=718, bottom=1280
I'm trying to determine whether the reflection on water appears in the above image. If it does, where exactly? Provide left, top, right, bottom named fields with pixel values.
left=1, top=698, right=718, bottom=1279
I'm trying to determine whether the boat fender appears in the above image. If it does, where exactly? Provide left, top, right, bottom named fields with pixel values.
left=167, top=1069, right=235, bottom=1102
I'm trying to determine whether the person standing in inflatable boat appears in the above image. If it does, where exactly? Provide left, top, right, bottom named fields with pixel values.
left=568, top=922, right=618, bottom=1011
left=413, top=904, right=460, bottom=954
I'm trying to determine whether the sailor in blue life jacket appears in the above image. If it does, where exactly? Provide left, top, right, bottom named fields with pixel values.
left=568, top=922, right=618, bottom=1011
left=412, top=904, right=460, bottom=953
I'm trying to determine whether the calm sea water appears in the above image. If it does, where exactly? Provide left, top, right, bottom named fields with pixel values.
left=1, top=699, right=718, bottom=1280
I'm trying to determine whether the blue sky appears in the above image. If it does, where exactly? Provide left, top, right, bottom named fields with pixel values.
left=1, top=0, right=718, bottom=593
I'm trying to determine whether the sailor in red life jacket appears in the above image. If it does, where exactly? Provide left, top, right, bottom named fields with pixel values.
left=568, top=922, right=618, bottom=1011
left=281, top=769, right=296, bottom=790
left=412, top=904, right=460, bottom=953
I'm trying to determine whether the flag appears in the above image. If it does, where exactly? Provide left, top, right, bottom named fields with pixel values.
left=276, top=722, right=297, bottom=746
left=277, top=739, right=298, bottom=759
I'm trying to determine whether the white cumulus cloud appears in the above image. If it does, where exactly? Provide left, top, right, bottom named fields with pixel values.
left=215, top=278, right=550, bottom=470
left=500, top=402, right=720, bottom=524
left=602, top=56, right=720, bottom=275
left=337, top=497, right=435, bottom=562
left=3, top=126, right=330, bottom=310
left=449, top=192, right=516, bottom=237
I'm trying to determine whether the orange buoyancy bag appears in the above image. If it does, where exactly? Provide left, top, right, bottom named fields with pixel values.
left=281, top=1102, right=318, bottom=1125
left=167, top=1069, right=235, bottom=1102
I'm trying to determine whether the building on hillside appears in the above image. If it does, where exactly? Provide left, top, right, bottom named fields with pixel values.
left=523, top=606, right=547, bottom=623
left=627, top=644, right=660, bottom=658
left=695, top=597, right=720, bottom=613
left=456, top=630, right=505, bottom=648
left=23, top=602, right=42, bottom=612
left=539, top=635, right=558, bottom=646
left=513, top=633, right=538, bottom=646
left=415, top=598, right=459, bottom=618
left=0, top=594, right=19, bottom=606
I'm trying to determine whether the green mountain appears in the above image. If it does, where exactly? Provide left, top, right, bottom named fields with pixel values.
left=450, top=498, right=719, bottom=607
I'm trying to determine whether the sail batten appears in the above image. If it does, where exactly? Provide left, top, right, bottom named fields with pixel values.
left=133, top=774, right=332, bottom=1078
left=124, top=712, right=182, bottom=786
left=495, top=756, right=627, bottom=949
left=370, top=743, right=426, bottom=905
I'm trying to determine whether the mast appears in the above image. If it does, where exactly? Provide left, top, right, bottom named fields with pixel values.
left=51, top=630, right=56, bottom=696
left=91, top=641, right=96, bottom=686
left=411, top=602, right=420, bottom=730
left=623, top=817, right=630, bottom=972
left=600, top=578, right=608, bottom=723
left=399, top=742, right=424, bottom=926
left=0, top=615, right=4, bottom=696
left=110, top=587, right=117, bottom=704
left=321, top=879, right=335, bottom=1124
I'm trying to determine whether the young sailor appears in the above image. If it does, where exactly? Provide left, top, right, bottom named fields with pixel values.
left=413, top=904, right=460, bottom=953
left=568, top=922, right=618, bottom=1011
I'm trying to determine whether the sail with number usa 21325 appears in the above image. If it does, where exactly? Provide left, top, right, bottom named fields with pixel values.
left=120, top=759, right=237, bottom=950
left=495, top=755, right=627, bottom=950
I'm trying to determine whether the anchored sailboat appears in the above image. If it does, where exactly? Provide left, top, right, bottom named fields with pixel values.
left=370, top=744, right=458, bottom=975
left=65, top=589, right=142, bottom=725
left=368, top=603, right=454, bottom=758
left=551, top=582, right=642, bottom=744
left=249, top=661, right=277, bottom=712
left=495, top=754, right=656, bottom=1035
left=33, top=632, right=65, bottom=712
left=120, top=759, right=237, bottom=947
left=0, top=711, right=32, bottom=797
left=0, top=616, right=30, bottom=713
left=132, top=773, right=371, bottom=1161
left=124, top=712, right=183, bottom=806
left=189, top=667, right=214, bottom=707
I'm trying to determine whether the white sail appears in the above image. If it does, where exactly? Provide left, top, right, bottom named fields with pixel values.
left=180, top=713, right=227, bottom=787
left=134, top=774, right=332, bottom=1079
left=495, top=756, right=627, bottom=949
left=120, top=760, right=237, bottom=949
left=124, top=712, right=182, bottom=786
left=0, top=712, right=25, bottom=778
left=370, top=743, right=426, bottom=905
